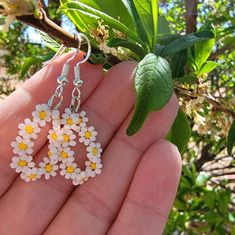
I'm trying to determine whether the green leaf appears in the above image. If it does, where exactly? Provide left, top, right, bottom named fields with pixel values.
left=167, top=109, right=191, bottom=153
left=151, top=0, right=158, bottom=47
left=20, top=57, right=38, bottom=80
left=160, top=30, right=214, bottom=56
left=20, top=52, right=55, bottom=80
left=129, top=0, right=158, bottom=50
left=156, top=34, right=180, bottom=45
left=198, top=61, right=219, bottom=75
left=157, top=16, right=171, bottom=34
left=107, top=38, right=146, bottom=58
left=127, top=53, right=173, bottom=135
left=227, top=120, right=235, bottom=155
left=196, top=172, right=211, bottom=186
left=38, top=30, right=60, bottom=52
left=126, top=0, right=149, bottom=47
left=60, top=0, right=89, bottom=32
left=194, top=24, right=216, bottom=70
left=170, top=49, right=187, bottom=78
left=89, top=53, right=107, bottom=64
left=78, top=0, right=135, bottom=29
left=59, top=1, right=141, bottom=44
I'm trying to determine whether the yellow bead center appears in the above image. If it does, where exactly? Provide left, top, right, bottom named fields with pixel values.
left=77, top=117, right=82, bottom=125
left=60, top=151, right=68, bottom=159
left=25, top=125, right=33, bottom=134
left=29, top=174, right=37, bottom=180
left=18, top=160, right=27, bottom=167
left=92, top=147, right=98, bottom=155
left=91, top=163, right=97, bottom=170
left=18, top=142, right=27, bottom=150
left=39, top=111, right=46, bottom=120
left=66, top=166, right=74, bottom=173
left=67, top=118, right=73, bottom=125
left=48, top=150, right=52, bottom=158
left=85, top=131, right=91, bottom=139
left=51, top=133, right=57, bottom=140
left=63, top=134, right=70, bottom=142
left=45, top=164, right=52, bottom=172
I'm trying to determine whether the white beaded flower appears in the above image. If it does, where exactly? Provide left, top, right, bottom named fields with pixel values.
left=77, top=111, right=88, bottom=128
left=32, top=103, right=51, bottom=127
left=47, top=145, right=60, bottom=163
left=61, top=128, right=76, bottom=147
left=39, top=157, right=59, bottom=180
left=10, top=156, right=35, bottom=173
left=60, top=162, right=80, bottom=180
left=47, top=129, right=63, bottom=148
left=85, top=159, right=103, bottom=177
left=51, top=110, right=61, bottom=127
left=87, top=142, right=102, bottom=162
left=58, top=147, right=74, bottom=163
left=18, top=118, right=40, bottom=139
left=61, top=108, right=80, bottom=132
left=11, top=136, right=34, bottom=156
left=79, top=126, right=97, bottom=146
left=20, top=167, right=41, bottom=182
left=72, top=171, right=89, bottom=186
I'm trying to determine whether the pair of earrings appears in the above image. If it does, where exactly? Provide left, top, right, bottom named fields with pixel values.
left=10, top=33, right=103, bottom=186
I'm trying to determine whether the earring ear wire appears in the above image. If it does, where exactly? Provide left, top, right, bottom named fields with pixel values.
left=74, top=33, right=91, bottom=81
left=69, top=33, right=91, bottom=113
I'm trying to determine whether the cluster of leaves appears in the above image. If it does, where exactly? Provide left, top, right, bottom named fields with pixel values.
left=58, top=0, right=219, bottom=143
left=162, top=1, right=235, bottom=233
left=165, top=165, right=235, bottom=234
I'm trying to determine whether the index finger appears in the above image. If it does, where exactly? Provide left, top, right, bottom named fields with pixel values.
left=0, top=52, right=103, bottom=195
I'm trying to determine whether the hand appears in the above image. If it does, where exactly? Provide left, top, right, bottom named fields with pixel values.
left=0, top=53, right=181, bottom=235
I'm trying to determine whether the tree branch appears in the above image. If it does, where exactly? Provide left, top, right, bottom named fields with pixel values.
left=212, top=171, right=235, bottom=177
left=16, top=8, right=121, bottom=65
left=17, top=11, right=78, bottom=48
left=203, top=94, right=235, bottom=119
left=175, top=87, right=235, bottom=119
left=185, top=0, right=197, bottom=33
left=195, top=144, right=216, bottom=170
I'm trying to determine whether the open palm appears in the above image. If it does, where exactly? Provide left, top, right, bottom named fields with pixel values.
left=0, top=53, right=181, bottom=235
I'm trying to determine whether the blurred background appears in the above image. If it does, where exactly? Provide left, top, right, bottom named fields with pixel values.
left=0, top=0, right=234, bottom=234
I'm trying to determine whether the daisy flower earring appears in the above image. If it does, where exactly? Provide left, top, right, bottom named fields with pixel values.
left=57, top=33, right=103, bottom=186
left=10, top=43, right=71, bottom=182
left=10, top=33, right=103, bottom=186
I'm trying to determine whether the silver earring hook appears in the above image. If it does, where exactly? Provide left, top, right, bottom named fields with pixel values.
left=75, top=33, right=91, bottom=66
left=65, top=34, right=82, bottom=65
left=71, top=33, right=91, bottom=113
left=47, top=34, right=87, bottom=111
left=60, top=34, right=84, bottom=79
left=73, top=33, right=91, bottom=83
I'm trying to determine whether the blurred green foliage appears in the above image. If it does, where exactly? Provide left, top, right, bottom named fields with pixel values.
left=0, top=20, right=47, bottom=78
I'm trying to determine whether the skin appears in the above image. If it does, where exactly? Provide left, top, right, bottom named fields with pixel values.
left=0, top=52, right=181, bottom=235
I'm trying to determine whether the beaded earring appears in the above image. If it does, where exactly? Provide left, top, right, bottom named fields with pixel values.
left=10, top=33, right=103, bottom=186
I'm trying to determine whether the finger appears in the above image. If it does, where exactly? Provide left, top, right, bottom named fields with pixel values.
left=0, top=61, right=137, bottom=235
left=108, top=140, right=181, bottom=235
left=0, top=52, right=103, bottom=195
left=44, top=96, right=178, bottom=235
